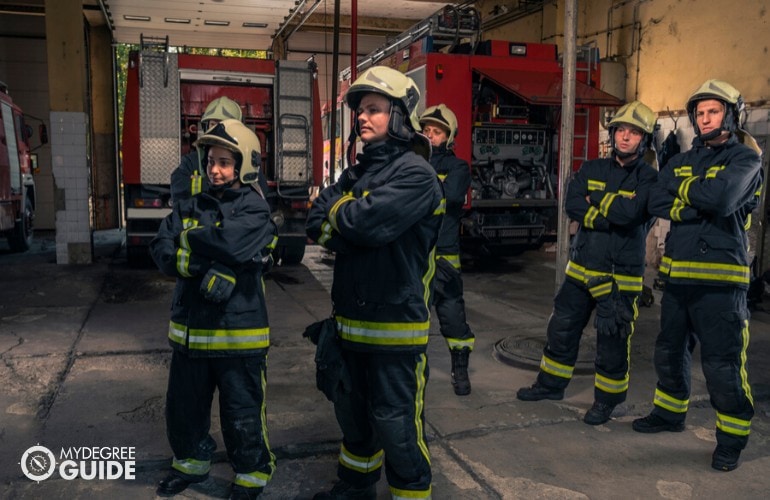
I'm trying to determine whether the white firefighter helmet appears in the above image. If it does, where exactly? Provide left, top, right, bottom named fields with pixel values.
left=197, top=119, right=262, bottom=186
left=686, top=79, right=744, bottom=139
left=344, top=66, right=422, bottom=141
left=201, top=96, right=243, bottom=129
left=608, top=100, right=656, bottom=159
left=419, top=104, right=458, bottom=145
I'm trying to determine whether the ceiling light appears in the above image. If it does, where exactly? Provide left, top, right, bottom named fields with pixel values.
left=165, top=18, right=190, bottom=24
left=204, top=20, right=230, bottom=26
left=243, top=22, right=268, bottom=28
left=123, top=15, right=150, bottom=22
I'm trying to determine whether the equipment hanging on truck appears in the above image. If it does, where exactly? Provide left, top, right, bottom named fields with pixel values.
left=121, top=36, right=322, bottom=267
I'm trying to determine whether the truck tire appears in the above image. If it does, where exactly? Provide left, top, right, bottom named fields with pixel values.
left=7, top=197, right=34, bottom=253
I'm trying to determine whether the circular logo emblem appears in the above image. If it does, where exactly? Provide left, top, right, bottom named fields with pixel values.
left=20, top=445, right=56, bottom=482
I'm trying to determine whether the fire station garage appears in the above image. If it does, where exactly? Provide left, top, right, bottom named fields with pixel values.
left=1, top=1, right=770, bottom=497
left=0, top=0, right=768, bottom=268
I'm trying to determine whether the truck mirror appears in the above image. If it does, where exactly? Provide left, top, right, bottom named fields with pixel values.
left=39, top=124, right=48, bottom=144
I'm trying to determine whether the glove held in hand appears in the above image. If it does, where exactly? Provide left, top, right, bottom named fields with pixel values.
left=200, top=263, right=237, bottom=303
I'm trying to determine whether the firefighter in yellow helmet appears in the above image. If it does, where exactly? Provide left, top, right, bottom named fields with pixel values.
left=151, top=119, right=278, bottom=498
left=635, top=80, right=762, bottom=472
left=171, top=96, right=246, bottom=201
left=306, top=66, right=443, bottom=499
left=419, top=103, right=475, bottom=396
left=517, top=101, right=659, bottom=426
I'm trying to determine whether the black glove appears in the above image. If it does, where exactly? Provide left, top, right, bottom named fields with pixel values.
left=587, top=275, right=619, bottom=338
left=200, top=263, right=237, bottom=303
left=303, top=318, right=351, bottom=403
left=613, top=293, right=635, bottom=339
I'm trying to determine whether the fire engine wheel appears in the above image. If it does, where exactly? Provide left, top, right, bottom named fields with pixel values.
left=276, top=243, right=306, bottom=266
left=7, top=197, right=34, bottom=253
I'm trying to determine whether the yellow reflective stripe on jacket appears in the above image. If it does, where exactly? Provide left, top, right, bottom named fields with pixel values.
left=434, top=197, right=446, bottom=215
left=168, top=321, right=270, bottom=350
left=565, top=261, right=643, bottom=293
left=266, top=234, right=278, bottom=251
left=673, top=165, right=692, bottom=177
left=587, top=179, right=605, bottom=191
left=172, top=457, right=210, bottom=476
left=599, top=192, right=618, bottom=217
left=744, top=213, right=752, bottom=231
left=182, top=217, right=200, bottom=230
left=391, top=486, right=432, bottom=500
left=705, top=165, right=726, bottom=179
left=670, top=197, right=687, bottom=221
left=176, top=248, right=194, bottom=277
left=336, top=316, right=430, bottom=346
left=595, top=372, right=629, bottom=394
left=437, top=173, right=447, bottom=181
left=422, top=248, right=437, bottom=310
left=677, top=175, right=699, bottom=205
left=658, top=256, right=750, bottom=285
left=328, top=193, right=356, bottom=232
left=587, top=278, right=613, bottom=299
left=653, top=388, right=688, bottom=413
left=437, top=253, right=461, bottom=269
left=716, top=412, right=751, bottom=437
left=339, top=443, right=384, bottom=474
left=583, top=206, right=600, bottom=229
left=540, top=354, right=573, bottom=379
left=190, top=171, right=203, bottom=196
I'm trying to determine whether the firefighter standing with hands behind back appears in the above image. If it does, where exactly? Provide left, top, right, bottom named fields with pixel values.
left=420, top=104, right=475, bottom=396
left=151, top=120, right=278, bottom=499
left=634, top=79, right=762, bottom=472
left=306, top=66, right=443, bottom=500
left=517, top=101, right=659, bottom=426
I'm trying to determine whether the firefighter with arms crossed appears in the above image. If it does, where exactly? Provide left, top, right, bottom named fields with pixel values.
left=419, top=104, right=475, bottom=396
left=517, top=101, right=659, bottom=426
left=151, top=120, right=278, bottom=499
left=634, top=80, right=762, bottom=472
left=306, top=66, right=444, bottom=499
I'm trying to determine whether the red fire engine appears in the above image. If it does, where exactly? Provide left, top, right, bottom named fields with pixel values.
left=326, top=6, right=622, bottom=257
left=0, top=81, right=41, bottom=252
left=121, top=37, right=322, bottom=266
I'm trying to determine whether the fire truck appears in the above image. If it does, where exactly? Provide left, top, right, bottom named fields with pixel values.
left=0, top=81, right=40, bottom=252
left=121, top=37, right=322, bottom=266
left=326, top=6, right=622, bottom=257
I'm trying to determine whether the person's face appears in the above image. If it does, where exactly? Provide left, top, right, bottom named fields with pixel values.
left=207, top=145, right=238, bottom=187
left=613, top=124, right=644, bottom=156
left=422, top=123, right=449, bottom=148
left=357, top=93, right=391, bottom=143
left=695, top=99, right=725, bottom=136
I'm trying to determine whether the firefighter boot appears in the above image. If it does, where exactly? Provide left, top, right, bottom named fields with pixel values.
left=583, top=401, right=616, bottom=425
left=516, top=382, right=564, bottom=401
left=450, top=348, right=471, bottom=396
left=313, top=480, right=376, bottom=499
left=712, top=444, right=741, bottom=472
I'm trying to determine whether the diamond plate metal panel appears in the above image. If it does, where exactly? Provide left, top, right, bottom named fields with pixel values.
left=139, top=53, right=180, bottom=185
left=275, top=60, right=313, bottom=186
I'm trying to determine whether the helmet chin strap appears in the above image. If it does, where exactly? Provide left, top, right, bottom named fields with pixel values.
left=697, top=127, right=726, bottom=142
left=613, top=148, right=638, bottom=160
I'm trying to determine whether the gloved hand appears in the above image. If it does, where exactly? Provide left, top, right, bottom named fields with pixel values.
left=613, top=293, right=635, bottom=339
left=260, top=253, right=275, bottom=274
left=303, top=318, right=351, bottom=403
left=587, top=275, right=619, bottom=338
left=200, top=263, right=237, bottom=303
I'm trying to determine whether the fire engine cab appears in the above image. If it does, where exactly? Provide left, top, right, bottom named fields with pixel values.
left=328, top=6, right=623, bottom=257
left=121, top=36, right=322, bottom=266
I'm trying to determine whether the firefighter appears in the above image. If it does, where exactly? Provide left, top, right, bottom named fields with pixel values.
left=634, top=80, right=762, bottom=472
left=516, top=101, right=659, bottom=426
left=170, top=96, right=268, bottom=201
left=419, top=104, right=474, bottom=396
left=306, top=66, right=444, bottom=500
left=151, top=119, right=278, bottom=499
